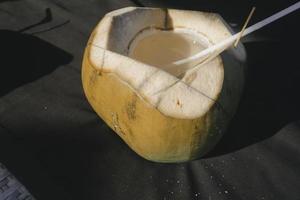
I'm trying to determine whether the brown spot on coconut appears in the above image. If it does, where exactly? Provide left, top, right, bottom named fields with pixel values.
left=126, top=94, right=137, bottom=120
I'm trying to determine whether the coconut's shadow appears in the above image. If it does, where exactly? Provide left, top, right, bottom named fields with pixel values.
left=0, top=30, right=73, bottom=97
left=205, top=39, right=300, bottom=157
left=0, top=23, right=73, bottom=200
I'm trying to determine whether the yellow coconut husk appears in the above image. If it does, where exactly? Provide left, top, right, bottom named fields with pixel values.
left=82, top=7, right=246, bottom=163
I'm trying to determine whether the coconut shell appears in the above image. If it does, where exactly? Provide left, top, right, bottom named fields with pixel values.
left=82, top=7, right=246, bottom=163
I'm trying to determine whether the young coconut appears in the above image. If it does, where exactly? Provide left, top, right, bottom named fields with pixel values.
left=82, top=7, right=245, bottom=163
left=82, top=3, right=300, bottom=162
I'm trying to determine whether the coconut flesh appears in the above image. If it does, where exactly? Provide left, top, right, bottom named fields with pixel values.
left=82, top=7, right=246, bottom=162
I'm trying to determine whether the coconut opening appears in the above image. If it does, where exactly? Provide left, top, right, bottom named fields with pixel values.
left=128, top=28, right=211, bottom=77
left=88, top=8, right=228, bottom=119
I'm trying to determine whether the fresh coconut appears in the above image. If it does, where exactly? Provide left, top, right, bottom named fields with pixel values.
left=82, top=7, right=247, bottom=163
left=82, top=2, right=299, bottom=162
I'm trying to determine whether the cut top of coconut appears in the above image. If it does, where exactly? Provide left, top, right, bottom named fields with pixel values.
left=87, top=7, right=233, bottom=119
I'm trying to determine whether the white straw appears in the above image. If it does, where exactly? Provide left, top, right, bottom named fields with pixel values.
left=172, top=1, right=300, bottom=67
